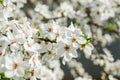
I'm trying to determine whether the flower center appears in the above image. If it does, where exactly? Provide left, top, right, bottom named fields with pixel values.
left=97, top=11, right=100, bottom=15
left=13, top=63, right=18, bottom=69
left=96, top=3, right=100, bottom=7
left=27, top=43, right=31, bottom=47
left=48, top=50, right=52, bottom=54
left=64, top=44, right=70, bottom=51
left=12, top=39, right=16, bottom=43
left=55, top=32, right=60, bottom=37
left=81, top=44, right=86, bottom=48
left=47, top=28, right=52, bottom=32
left=31, top=69, right=34, bottom=76
left=71, top=37, right=77, bottom=42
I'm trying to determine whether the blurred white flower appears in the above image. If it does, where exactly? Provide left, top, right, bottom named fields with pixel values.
left=39, top=23, right=56, bottom=40
left=80, top=43, right=94, bottom=58
left=5, top=53, right=28, bottom=78
left=56, top=40, right=78, bottom=64
left=24, top=38, right=41, bottom=53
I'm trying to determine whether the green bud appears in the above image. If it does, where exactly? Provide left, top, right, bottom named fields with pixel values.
left=36, top=31, right=41, bottom=36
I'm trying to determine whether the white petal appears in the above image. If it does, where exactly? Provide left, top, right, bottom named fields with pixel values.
left=84, top=48, right=92, bottom=56
left=64, top=53, right=72, bottom=61
left=10, top=43, right=20, bottom=52
left=5, top=70, right=14, bottom=78
left=5, top=57, right=14, bottom=70
left=21, top=61, right=30, bottom=69
left=87, top=43, right=94, bottom=50
left=56, top=48, right=64, bottom=56
left=46, top=42, right=52, bottom=50
left=84, top=44, right=94, bottom=55
left=23, top=42, right=29, bottom=51
left=77, top=37, right=86, bottom=44
left=69, top=22, right=75, bottom=31
left=15, top=67, right=24, bottom=77
left=70, top=49, right=78, bottom=58
left=62, top=58, right=66, bottom=65
left=13, top=54, right=23, bottom=63
left=73, top=43, right=79, bottom=48
left=15, top=33, right=26, bottom=44
left=32, top=43, right=42, bottom=50
left=30, top=76, right=37, bottom=80
left=48, top=33, right=56, bottom=40
left=7, top=31, right=14, bottom=41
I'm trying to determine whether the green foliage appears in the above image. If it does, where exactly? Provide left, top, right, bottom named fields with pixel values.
left=45, top=36, right=49, bottom=40
left=36, top=31, right=41, bottom=36
left=83, top=33, right=88, bottom=39
left=107, top=23, right=117, bottom=31
left=0, top=0, right=4, bottom=5
left=42, top=17, right=49, bottom=23
left=71, top=18, right=77, bottom=24
left=0, top=72, right=12, bottom=80
left=24, top=70, right=29, bottom=77
left=83, top=33, right=91, bottom=44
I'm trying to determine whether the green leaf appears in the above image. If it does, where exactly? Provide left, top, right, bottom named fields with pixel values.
left=83, top=33, right=88, bottom=39
left=72, top=18, right=77, bottom=24
left=24, top=70, right=29, bottom=77
left=36, top=31, right=41, bottom=36
left=0, top=72, right=12, bottom=80
left=107, top=23, right=116, bottom=31
left=83, top=33, right=91, bottom=44
left=45, top=36, right=49, bottom=40
left=86, top=39, right=91, bottom=44
left=0, top=0, right=4, bottom=4
left=42, top=17, right=49, bottom=23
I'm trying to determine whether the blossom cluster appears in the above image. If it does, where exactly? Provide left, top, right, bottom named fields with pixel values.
left=0, top=0, right=120, bottom=80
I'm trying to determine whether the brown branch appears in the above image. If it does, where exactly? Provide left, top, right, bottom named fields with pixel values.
left=34, top=38, right=56, bottom=43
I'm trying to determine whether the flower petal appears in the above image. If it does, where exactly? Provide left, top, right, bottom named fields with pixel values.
left=5, top=70, right=14, bottom=78
left=64, top=53, right=72, bottom=61
left=15, top=67, right=24, bottom=77
left=56, top=47, right=64, bottom=56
